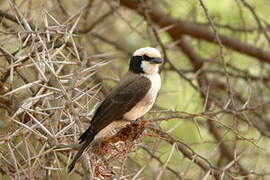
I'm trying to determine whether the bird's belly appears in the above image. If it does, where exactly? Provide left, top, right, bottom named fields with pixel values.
left=123, top=101, right=154, bottom=120
left=94, top=121, right=129, bottom=139
left=123, top=90, right=157, bottom=120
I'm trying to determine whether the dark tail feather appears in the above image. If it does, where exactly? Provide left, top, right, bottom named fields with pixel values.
left=78, top=127, right=91, bottom=143
left=68, top=134, right=95, bottom=173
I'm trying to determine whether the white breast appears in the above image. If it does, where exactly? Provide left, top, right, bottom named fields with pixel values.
left=123, top=73, right=161, bottom=120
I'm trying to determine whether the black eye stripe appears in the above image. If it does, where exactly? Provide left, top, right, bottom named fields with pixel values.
left=143, top=55, right=153, bottom=61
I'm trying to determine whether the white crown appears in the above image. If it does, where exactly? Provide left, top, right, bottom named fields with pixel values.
left=133, top=47, right=161, bottom=58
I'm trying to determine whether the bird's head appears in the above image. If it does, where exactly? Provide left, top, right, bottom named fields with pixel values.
left=129, top=47, right=163, bottom=74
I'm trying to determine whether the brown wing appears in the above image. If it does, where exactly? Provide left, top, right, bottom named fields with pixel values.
left=79, top=74, right=151, bottom=142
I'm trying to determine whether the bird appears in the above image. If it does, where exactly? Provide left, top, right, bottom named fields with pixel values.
left=68, top=47, right=163, bottom=172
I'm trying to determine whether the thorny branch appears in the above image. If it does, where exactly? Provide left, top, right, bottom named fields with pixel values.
left=0, top=0, right=270, bottom=179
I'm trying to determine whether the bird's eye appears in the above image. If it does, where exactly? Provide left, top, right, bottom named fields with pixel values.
left=143, top=55, right=151, bottom=61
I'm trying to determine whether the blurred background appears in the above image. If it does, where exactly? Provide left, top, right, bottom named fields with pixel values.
left=0, top=0, right=270, bottom=179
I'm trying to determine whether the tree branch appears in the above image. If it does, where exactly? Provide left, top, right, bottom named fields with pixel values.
left=118, top=0, right=270, bottom=63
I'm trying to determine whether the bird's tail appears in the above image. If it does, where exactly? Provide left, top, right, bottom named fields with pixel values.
left=68, top=134, right=95, bottom=173
left=78, top=127, right=91, bottom=143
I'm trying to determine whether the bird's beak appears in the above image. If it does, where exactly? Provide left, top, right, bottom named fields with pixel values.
left=150, top=58, right=163, bottom=64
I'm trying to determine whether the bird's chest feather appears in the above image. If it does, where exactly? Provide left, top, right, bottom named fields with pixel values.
left=124, top=73, right=161, bottom=120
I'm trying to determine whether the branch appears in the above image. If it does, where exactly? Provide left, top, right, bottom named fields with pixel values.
left=118, top=0, right=270, bottom=63
left=147, top=126, right=222, bottom=179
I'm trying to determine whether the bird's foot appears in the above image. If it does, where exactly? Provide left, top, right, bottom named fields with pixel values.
left=134, top=117, right=143, bottom=123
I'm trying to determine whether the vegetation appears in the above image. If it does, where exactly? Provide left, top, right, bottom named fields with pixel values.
left=0, top=0, right=270, bottom=179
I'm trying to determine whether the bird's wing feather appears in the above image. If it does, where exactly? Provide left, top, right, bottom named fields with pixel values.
left=79, top=74, right=151, bottom=142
